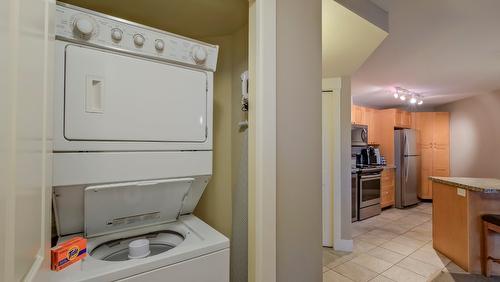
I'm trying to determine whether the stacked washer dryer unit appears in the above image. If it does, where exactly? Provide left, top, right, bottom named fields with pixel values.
left=51, top=3, right=228, bottom=282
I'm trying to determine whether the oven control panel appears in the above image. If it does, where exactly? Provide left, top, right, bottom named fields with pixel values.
left=55, top=3, right=219, bottom=71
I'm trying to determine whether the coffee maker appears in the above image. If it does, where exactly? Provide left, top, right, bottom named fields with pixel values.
left=361, top=146, right=380, bottom=165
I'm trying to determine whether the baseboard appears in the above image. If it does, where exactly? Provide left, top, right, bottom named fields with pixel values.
left=333, top=239, right=353, bottom=252
left=23, top=250, right=44, bottom=282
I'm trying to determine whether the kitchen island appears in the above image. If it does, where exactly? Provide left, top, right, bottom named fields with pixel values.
left=430, top=177, right=500, bottom=275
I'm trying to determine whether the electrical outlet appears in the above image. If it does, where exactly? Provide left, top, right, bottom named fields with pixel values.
left=457, top=188, right=466, bottom=197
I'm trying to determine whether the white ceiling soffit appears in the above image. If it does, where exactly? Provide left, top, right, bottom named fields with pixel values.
left=62, top=0, right=248, bottom=38
left=353, top=0, right=500, bottom=108
left=335, top=0, right=389, bottom=32
left=322, top=0, right=388, bottom=78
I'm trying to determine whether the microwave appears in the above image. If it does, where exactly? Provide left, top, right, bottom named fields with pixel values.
left=352, top=125, right=368, bottom=146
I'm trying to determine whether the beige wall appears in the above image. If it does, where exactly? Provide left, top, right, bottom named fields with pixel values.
left=1, top=0, right=54, bottom=280
left=229, top=26, right=249, bottom=282
left=437, top=92, right=500, bottom=179
left=194, top=26, right=249, bottom=239
left=247, top=3, right=257, bottom=280
left=276, top=0, right=323, bottom=281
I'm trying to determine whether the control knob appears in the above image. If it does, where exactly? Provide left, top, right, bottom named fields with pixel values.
left=73, top=17, right=94, bottom=38
left=133, top=34, right=145, bottom=47
left=155, top=39, right=165, bottom=51
left=111, top=28, right=123, bottom=42
left=191, top=45, right=207, bottom=65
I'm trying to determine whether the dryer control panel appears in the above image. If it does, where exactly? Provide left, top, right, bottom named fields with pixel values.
left=55, top=3, right=219, bottom=71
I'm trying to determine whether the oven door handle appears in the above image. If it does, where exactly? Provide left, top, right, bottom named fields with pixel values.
left=360, top=174, right=381, bottom=180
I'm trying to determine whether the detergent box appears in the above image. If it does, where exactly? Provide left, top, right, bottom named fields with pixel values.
left=51, top=236, right=87, bottom=271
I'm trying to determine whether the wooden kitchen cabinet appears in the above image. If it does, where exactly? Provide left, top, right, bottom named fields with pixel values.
left=415, top=112, right=450, bottom=199
left=431, top=180, right=500, bottom=275
left=376, top=109, right=411, bottom=165
left=380, top=168, right=395, bottom=208
left=351, top=105, right=356, bottom=124
left=432, top=112, right=451, bottom=176
left=393, top=109, right=412, bottom=128
left=351, top=105, right=366, bottom=125
left=376, top=110, right=395, bottom=165
left=404, top=111, right=412, bottom=128
left=365, top=108, right=378, bottom=144
left=378, top=109, right=412, bottom=129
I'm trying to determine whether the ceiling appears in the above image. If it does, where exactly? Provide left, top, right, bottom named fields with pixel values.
left=62, top=0, right=248, bottom=38
left=352, top=0, right=500, bottom=108
left=322, top=0, right=388, bottom=78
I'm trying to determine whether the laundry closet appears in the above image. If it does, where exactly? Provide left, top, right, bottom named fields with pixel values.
left=49, top=1, right=249, bottom=281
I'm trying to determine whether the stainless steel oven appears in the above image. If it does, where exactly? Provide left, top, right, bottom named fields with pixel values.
left=359, top=167, right=382, bottom=220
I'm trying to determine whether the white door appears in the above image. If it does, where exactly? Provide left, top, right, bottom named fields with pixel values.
left=64, top=45, right=208, bottom=143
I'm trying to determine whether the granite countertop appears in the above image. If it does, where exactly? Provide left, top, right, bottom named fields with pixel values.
left=429, top=177, right=500, bottom=193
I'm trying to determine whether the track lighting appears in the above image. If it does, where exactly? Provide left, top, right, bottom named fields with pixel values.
left=393, top=87, right=424, bottom=106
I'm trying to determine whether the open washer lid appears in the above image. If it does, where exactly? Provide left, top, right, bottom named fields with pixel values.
left=84, top=178, right=193, bottom=238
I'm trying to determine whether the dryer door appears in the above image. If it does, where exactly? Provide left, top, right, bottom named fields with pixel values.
left=64, top=45, right=208, bottom=143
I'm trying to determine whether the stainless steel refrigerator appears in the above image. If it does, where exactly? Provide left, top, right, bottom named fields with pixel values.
left=394, top=129, right=421, bottom=208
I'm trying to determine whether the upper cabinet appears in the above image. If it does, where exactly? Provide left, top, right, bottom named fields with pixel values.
left=364, top=108, right=378, bottom=144
left=374, top=109, right=413, bottom=165
left=351, top=105, right=366, bottom=125
left=391, top=109, right=412, bottom=128
left=415, top=112, right=450, bottom=200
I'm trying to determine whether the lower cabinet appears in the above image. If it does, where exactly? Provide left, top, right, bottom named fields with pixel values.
left=381, top=168, right=395, bottom=208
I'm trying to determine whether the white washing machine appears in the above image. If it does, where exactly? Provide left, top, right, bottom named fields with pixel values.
left=50, top=3, right=228, bottom=282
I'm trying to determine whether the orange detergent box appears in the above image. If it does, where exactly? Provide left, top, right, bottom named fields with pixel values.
left=51, top=236, right=87, bottom=271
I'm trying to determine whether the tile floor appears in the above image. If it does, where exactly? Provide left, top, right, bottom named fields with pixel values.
left=322, top=202, right=499, bottom=282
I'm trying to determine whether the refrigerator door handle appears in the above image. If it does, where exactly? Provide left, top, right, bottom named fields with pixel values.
left=405, top=157, right=409, bottom=183
left=404, top=134, right=409, bottom=183
left=403, top=132, right=407, bottom=156
left=407, top=132, right=410, bottom=156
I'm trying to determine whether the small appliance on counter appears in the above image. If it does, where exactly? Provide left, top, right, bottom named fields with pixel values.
left=380, top=155, right=386, bottom=166
left=373, top=148, right=382, bottom=164
left=360, top=146, right=382, bottom=166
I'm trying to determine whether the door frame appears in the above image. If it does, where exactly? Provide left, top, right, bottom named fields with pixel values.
left=248, top=0, right=277, bottom=281
left=322, top=77, right=353, bottom=252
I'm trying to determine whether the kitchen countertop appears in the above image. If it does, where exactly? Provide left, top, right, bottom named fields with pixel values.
left=429, top=177, right=500, bottom=193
